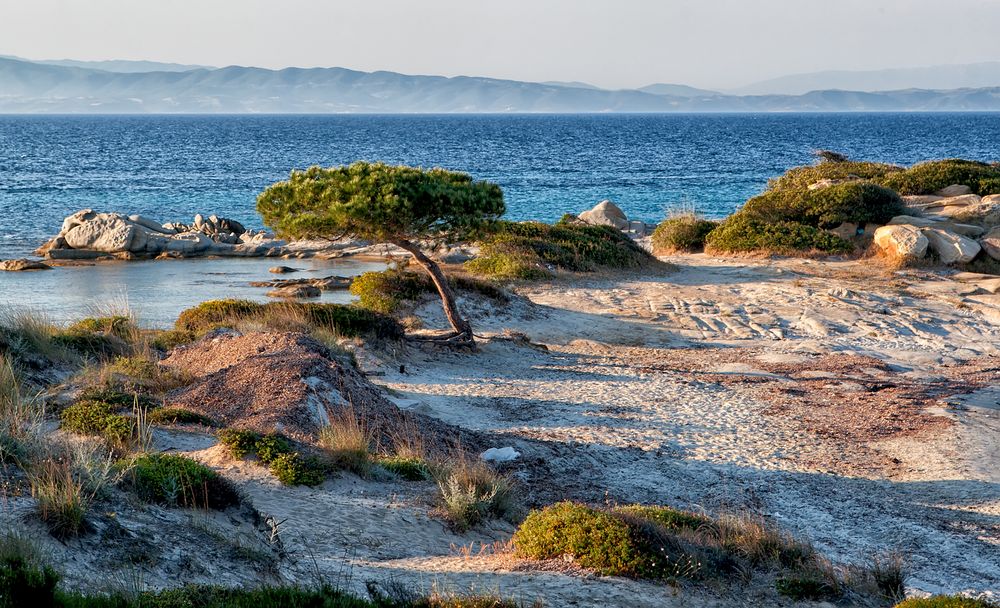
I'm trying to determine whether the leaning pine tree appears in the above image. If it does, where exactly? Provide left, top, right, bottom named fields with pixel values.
left=257, top=162, right=505, bottom=345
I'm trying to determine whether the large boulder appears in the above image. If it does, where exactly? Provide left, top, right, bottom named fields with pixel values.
left=63, top=213, right=140, bottom=253
left=887, top=215, right=985, bottom=237
left=578, top=200, right=628, bottom=230
left=920, top=227, right=981, bottom=264
left=923, top=194, right=1000, bottom=226
left=981, top=227, right=1000, bottom=261
left=873, top=225, right=929, bottom=260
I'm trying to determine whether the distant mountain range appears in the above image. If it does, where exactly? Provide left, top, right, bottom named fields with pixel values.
left=732, top=62, right=1000, bottom=95
left=2, top=55, right=1000, bottom=113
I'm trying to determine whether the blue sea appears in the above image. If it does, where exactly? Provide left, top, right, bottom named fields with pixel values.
left=3, top=113, right=1000, bottom=325
left=4, top=113, right=1000, bottom=258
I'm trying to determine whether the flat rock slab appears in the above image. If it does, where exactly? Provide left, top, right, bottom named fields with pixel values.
left=0, top=259, right=52, bottom=271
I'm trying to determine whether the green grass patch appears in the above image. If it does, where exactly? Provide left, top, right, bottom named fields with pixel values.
left=466, top=219, right=655, bottom=280
left=775, top=575, right=840, bottom=601
left=175, top=300, right=403, bottom=341
left=218, top=429, right=328, bottom=487
left=705, top=216, right=853, bottom=255
left=651, top=216, right=718, bottom=254
left=125, top=453, right=241, bottom=510
left=149, top=329, right=197, bottom=351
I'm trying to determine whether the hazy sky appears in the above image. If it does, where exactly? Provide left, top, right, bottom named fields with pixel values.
left=4, top=0, right=1000, bottom=89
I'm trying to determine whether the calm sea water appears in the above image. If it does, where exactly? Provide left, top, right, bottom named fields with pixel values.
left=2, top=113, right=1000, bottom=325
left=3, top=113, right=1000, bottom=258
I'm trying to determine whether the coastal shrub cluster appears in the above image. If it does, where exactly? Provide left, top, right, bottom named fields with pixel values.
left=50, top=316, right=141, bottom=360
left=705, top=216, right=853, bottom=254
left=466, top=219, right=654, bottom=280
left=59, top=399, right=134, bottom=449
left=704, top=156, right=906, bottom=255
left=880, top=159, right=1000, bottom=196
left=218, top=429, right=327, bottom=486
left=513, top=501, right=843, bottom=591
left=350, top=268, right=508, bottom=315
left=651, top=214, right=718, bottom=254
left=124, top=453, right=240, bottom=510
left=174, top=300, right=403, bottom=341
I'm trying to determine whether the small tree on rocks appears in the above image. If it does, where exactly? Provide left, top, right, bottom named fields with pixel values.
left=257, top=162, right=505, bottom=344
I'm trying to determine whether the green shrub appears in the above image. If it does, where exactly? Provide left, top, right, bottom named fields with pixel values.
left=126, top=453, right=240, bottom=510
left=978, top=177, right=1000, bottom=196
left=65, top=316, right=136, bottom=341
left=880, top=159, right=1000, bottom=196
left=350, top=269, right=430, bottom=315
left=267, top=452, right=327, bottom=486
left=59, top=401, right=133, bottom=448
left=147, top=408, right=217, bottom=427
left=514, top=501, right=665, bottom=578
left=174, top=300, right=403, bottom=341
left=767, top=160, right=903, bottom=192
left=614, top=505, right=711, bottom=532
left=651, top=216, right=718, bottom=254
left=378, top=456, right=431, bottom=481
left=217, top=429, right=261, bottom=458
left=466, top=219, right=654, bottom=280
left=102, top=356, right=188, bottom=394
left=0, top=532, right=59, bottom=608
left=218, top=429, right=327, bottom=487
left=705, top=216, right=853, bottom=254
left=741, top=182, right=904, bottom=228
left=894, top=598, right=998, bottom=608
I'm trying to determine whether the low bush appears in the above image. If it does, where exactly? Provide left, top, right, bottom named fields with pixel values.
left=65, top=316, right=137, bottom=341
left=59, top=400, right=134, bottom=449
left=350, top=268, right=509, bottom=315
left=147, top=407, right=217, bottom=427
left=705, top=216, right=853, bottom=255
left=767, top=160, right=902, bottom=192
left=880, top=159, right=1000, bottom=196
left=378, top=456, right=432, bottom=481
left=466, top=219, right=655, bottom=280
left=126, top=453, right=240, bottom=510
left=514, top=501, right=834, bottom=587
left=741, top=182, right=904, bottom=228
left=218, top=429, right=328, bottom=487
left=434, top=458, right=519, bottom=531
left=102, top=355, right=188, bottom=394
left=174, top=300, right=403, bottom=341
left=894, top=598, right=999, bottom=608
left=49, top=331, right=120, bottom=359
left=651, top=215, right=718, bottom=254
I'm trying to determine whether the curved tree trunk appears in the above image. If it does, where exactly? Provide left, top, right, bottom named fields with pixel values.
left=393, top=239, right=474, bottom=343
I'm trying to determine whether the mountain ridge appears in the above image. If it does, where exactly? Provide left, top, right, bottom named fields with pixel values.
left=3, top=56, right=1000, bottom=113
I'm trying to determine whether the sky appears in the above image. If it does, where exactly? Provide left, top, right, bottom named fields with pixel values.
left=3, top=0, right=1000, bottom=90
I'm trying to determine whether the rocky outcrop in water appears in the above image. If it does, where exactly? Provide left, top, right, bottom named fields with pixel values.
left=37, top=210, right=283, bottom=259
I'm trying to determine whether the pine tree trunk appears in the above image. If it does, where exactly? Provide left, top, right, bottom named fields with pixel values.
left=393, top=239, right=473, bottom=343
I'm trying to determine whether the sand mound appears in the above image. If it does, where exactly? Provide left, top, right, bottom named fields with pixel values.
left=163, top=331, right=469, bottom=448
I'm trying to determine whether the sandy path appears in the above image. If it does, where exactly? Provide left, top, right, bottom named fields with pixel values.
left=381, top=255, right=1000, bottom=597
